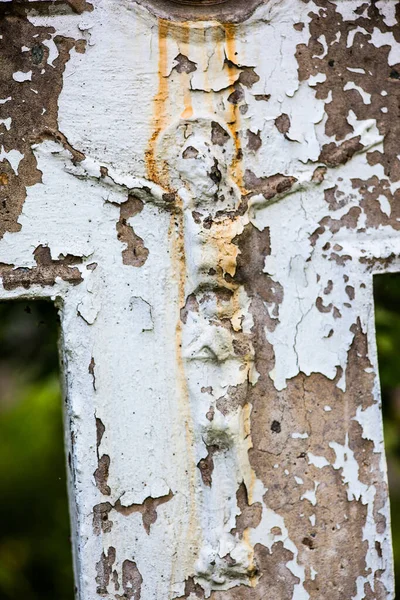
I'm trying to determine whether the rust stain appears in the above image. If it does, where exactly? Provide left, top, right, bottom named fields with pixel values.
left=224, top=24, right=244, bottom=191
left=144, top=18, right=202, bottom=583
left=169, top=207, right=201, bottom=570
left=242, top=528, right=258, bottom=588
left=224, top=24, right=236, bottom=69
left=145, top=19, right=170, bottom=186
left=143, top=17, right=266, bottom=596
left=212, top=220, right=240, bottom=279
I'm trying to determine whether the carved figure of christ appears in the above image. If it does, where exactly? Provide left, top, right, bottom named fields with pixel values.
left=0, top=114, right=397, bottom=600
left=1, top=1, right=399, bottom=599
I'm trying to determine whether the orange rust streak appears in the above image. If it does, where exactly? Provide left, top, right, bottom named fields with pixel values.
left=224, top=23, right=236, bottom=63
left=182, top=87, right=194, bottom=119
left=169, top=208, right=204, bottom=587
left=147, top=21, right=200, bottom=575
left=224, top=23, right=244, bottom=191
left=145, top=19, right=170, bottom=185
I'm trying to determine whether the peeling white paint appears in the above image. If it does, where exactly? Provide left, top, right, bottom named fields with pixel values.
left=42, top=37, right=59, bottom=67
left=0, top=146, right=23, bottom=174
left=330, top=435, right=369, bottom=502
left=0, top=117, right=11, bottom=131
left=0, top=0, right=396, bottom=598
left=343, top=81, right=372, bottom=105
left=307, top=453, right=330, bottom=469
left=301, top=482, right=320, bottom=507
left=12, top=70, right=32, bottom=82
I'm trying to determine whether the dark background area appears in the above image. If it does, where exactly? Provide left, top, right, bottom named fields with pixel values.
left=0, top=278, right=399, bottom=598
left=374, top=274, right=400, bottom=597
left=0, top=300, right=74, bottom=600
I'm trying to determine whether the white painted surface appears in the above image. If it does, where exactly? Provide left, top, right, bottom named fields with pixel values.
left=0, top=1, right=397, bottom=598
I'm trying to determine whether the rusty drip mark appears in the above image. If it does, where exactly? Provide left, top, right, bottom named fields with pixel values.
left=169, top=208, right=200, bottom=523
left=224, top=24, right=244, bottom=191
left=144, top=16, right=201, bottom=578
left=145, top=19, right=170, bottom=186
left=167, top=206, right=204, bottom=588
left=242, top=528, right=258, bottom=588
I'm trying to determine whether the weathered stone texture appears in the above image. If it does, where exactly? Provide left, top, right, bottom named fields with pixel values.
left=0, top=1, right=397, bottom=598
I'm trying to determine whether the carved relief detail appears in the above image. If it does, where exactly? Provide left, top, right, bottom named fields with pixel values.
left=158, top=117, right=261, bottom=593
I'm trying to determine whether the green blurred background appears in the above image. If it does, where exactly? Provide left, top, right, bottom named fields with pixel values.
left=0, top=278, right=399, bottom=599
left=374, top=274, right=400, bottom=597
left=0, top=300, right=74, bottom=600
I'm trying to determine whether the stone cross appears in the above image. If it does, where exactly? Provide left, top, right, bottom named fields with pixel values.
left=0, top=0, right=398, bottom=598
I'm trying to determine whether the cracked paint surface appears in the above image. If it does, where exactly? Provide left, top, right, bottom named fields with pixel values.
left=0, top=0, right=398, bottom=598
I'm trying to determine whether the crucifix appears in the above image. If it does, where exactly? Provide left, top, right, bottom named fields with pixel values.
left=0, top=0, right=398, bottom=598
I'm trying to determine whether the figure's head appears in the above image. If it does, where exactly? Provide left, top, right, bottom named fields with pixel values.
left=157, top=117, right=240, bottom=212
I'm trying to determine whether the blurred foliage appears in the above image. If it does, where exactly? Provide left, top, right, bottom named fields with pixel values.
left=375, top=273, right=400, bottom=598
left=0, top=300, right=74, bottom=600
